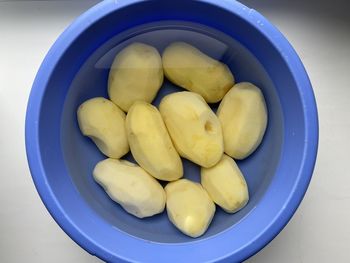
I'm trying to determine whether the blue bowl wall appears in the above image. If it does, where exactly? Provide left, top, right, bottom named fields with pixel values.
left=27, top=0, right=317, bottom=262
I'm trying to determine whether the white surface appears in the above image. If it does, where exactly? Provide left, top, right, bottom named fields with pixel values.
left=0, top=0, right=349, bottom=262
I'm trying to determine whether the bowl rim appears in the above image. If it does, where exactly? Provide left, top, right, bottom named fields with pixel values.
left=25, top=0, right=319, bottom=262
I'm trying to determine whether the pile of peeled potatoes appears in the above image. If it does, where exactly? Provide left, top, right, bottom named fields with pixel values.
left=77, top=42, right=267, bottom=238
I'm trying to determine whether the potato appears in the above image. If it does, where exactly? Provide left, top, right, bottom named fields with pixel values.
left=201, top=154, right=249, bottom=213
left=125, top=101, right=183, bottom=181
left=77, top=97, right=129, bottom=158
left=162, top=42, right=234, bottom=103
left=108, top=42, right=163, bottom=112
left=165, top=179, right=215, bottom=237
left=93, top=158, right=166, bottom=218
left=217, top=82, right=268, bottom=159
left=159, top=91, right=223, bottom=168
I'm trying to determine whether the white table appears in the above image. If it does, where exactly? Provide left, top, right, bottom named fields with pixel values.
left=1, top=1, right=349, bottom=262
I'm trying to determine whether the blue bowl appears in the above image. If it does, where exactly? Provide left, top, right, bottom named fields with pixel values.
left=25, top=0, right=318, bottom=262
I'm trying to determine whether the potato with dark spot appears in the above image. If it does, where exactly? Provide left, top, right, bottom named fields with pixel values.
left=159, top=91, right=223, bottom=168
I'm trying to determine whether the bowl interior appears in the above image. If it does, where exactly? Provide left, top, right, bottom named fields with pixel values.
left=60, top=21, right=283, bottom=242
left=34, top=0, right=309, bottom=256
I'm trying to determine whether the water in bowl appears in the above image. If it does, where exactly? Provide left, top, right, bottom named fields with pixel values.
left=61, top=21, right=283, bottom=243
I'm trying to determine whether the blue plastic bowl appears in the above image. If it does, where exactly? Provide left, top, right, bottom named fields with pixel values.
left=25, top=0, right=318, bottom=262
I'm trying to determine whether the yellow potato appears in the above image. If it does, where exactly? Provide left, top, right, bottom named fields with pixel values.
left=159, top=91, right=223, bottom=168
left=162, top=42, right=234, bottom=103
left=108, top=42, right=163, bottom=112
left=165, top=179, right=215, bottom=237
left=126, top=101, right=183, bottom=181
left=217, top=82, right=268, bottom=159
left=77, top=97, right=129, bottom=158
left=201, top=154, right=249, bottom=213
left=93, top=158, right=166, bottom=218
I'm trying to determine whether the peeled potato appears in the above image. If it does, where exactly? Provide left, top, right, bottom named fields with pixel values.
left=162, top=42, right=234, bottom=103
left=159, top=91, right=223, bottom=168
left=201, top=154, right=249, bottom=213
left=77, top=97, right=129, bottom=158
left=108, top=42, right=163, bottom=112
left=217, top=82, right=268, bottom=159
left=93, top=158, right=166, bottom=218
left=126, top=101, right=183, bottom=181
left=165, top=179, right=215, bottom=237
